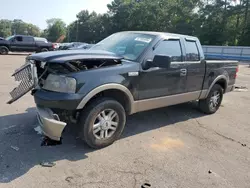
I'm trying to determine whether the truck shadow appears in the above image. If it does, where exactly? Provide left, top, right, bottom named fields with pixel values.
left=0, top=102, right=205, bottom=183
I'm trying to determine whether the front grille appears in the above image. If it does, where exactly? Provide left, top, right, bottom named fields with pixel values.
left=7, top=64, right=35, bottom=104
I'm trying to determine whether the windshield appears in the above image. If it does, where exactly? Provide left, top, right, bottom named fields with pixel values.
left=91, top=33, right=155, bottom=61
left=5, top=36, right=14, bottom=41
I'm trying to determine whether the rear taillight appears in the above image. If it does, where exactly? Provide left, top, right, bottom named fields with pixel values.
left=235, top=66, right=239, bottom=78
left=52, top=44, right=56, bottom=49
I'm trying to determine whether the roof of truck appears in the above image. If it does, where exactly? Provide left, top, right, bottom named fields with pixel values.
left=119, top=31, right=198, bottom=40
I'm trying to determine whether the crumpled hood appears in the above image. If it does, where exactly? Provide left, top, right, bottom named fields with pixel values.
left=27, top=50, right=123, bottom=63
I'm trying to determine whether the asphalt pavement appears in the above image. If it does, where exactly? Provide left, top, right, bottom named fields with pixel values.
left=0, top=54, right=249, bottom=188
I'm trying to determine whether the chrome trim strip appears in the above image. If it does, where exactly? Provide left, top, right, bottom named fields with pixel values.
left=76, top=84, right=135, bottom=113
left=133, top=91, right=201, bottom=113
left=199, top=90, right=208, bottom=99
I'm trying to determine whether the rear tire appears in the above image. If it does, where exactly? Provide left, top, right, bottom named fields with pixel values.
left=0, top=46, right=9, bottom=55
left=78, top=98, right=126, bottom=149
left=41, top=48, right=48, bottom=52
left=199, top=84, right=223, bottom=114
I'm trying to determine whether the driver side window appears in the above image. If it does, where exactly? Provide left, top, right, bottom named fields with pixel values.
left=15, top=36, right=23, bottom=42
left=153, top=40, right=182, bottom=62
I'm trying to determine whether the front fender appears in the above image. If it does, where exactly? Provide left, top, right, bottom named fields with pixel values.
left=76, top=83, right=135, bottom=113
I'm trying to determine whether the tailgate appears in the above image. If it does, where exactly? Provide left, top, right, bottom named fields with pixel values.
left=7, top=63, right=37, bottom=104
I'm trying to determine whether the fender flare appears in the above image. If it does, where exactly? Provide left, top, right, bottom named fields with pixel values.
left=205, top=75, right=228, bottom=98
left=76, top=83, right=135, bottom=113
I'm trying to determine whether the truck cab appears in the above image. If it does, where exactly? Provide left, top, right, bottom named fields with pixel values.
left=0, top=35, right=54, bottom=54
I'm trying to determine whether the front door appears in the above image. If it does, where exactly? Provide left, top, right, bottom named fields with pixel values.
left=138, top=39, right=187, bottom=100
left=10, top=36, right=25, bottom=51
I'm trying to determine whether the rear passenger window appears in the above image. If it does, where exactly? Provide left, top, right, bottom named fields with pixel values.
left=23, top=37, right=34, bottom=42
left=185, top=41, right=199, bottom=61
left=154, top=40, right=182, bottom=62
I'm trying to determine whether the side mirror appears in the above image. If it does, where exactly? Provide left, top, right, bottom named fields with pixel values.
left=153, top=55, right=171, bottom=69
left=142, top=55, right=171, bottom=70
left=142, top=59, right=153, bottom=70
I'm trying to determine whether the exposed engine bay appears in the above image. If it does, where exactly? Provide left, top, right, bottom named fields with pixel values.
left=7, top=58, right=122, bottom=105
left=36, top=59, right=121, bottom=87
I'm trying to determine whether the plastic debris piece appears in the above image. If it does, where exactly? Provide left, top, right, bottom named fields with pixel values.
left=40, top=162, right=56, bottom=167
left=11, top=146, right=19, bottom=151
left=34, top=126, right=43, bottom=135
left=141, top=183, right=151, bottom=188
left=65, top=176, right=74, bottom=183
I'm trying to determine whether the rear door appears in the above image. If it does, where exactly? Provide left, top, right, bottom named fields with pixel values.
left=22, top=36, right=36, bottom=51
left=138, top=38, right=187, bottom=100
left=184, top=39, right=206, bottom=92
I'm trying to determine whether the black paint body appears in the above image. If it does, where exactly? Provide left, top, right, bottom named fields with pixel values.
left=30, top=32, right=238, bottom=110
left=0, top=35, right=53, bottom=52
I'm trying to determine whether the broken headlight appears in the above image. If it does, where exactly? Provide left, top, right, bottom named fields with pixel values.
left=43, top=74, right=76, bottom=93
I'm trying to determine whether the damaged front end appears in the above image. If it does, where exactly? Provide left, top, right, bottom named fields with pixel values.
left=7, top=52, right=122, bottom=142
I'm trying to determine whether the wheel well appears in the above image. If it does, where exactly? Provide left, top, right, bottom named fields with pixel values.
left=84, top=89, right=132, bottom=114
left=0, top=45, right=9, bottom=50
left=216, top=79, right=227, bottom=92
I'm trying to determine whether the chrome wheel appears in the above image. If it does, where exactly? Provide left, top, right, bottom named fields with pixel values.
left=92, top=109, right=119, bottom=140
left=209, top=91, right=221, bottom=110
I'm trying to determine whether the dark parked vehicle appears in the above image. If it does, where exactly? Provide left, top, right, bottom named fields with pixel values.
left=8, top=31, right=238, bottom=149
left=58, top=42, right=84, bottom=50
left=0, top=35, right=54, bottom=54
left=68, top=43, right=94, bottom=50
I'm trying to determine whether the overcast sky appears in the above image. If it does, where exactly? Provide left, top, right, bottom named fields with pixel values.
left=0, top=0, right=112, bottom=29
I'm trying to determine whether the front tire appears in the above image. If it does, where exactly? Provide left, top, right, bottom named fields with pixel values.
left=0, top=46, right=9, bottom=55
left=199, top=84, right=223, bottom=114
left=79, top=98, right=126, bottom=149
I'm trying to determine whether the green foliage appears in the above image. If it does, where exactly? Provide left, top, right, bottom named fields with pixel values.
left=0, top=19, right=40, bottom=38
left=0, top=20, right=12, bottom=37
left=44, top=18, right=66, bottom=42
left=0, top=0, right=249, bottom=45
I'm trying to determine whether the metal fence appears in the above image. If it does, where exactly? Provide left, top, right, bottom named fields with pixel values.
left=202, top=45, right=250, bottom=61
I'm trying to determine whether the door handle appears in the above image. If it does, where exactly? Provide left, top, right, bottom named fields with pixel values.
left=180, top=69, right=187, bottom=76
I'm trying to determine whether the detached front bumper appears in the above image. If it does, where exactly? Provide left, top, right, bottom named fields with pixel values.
left=36, top=106, right=67, bottom=141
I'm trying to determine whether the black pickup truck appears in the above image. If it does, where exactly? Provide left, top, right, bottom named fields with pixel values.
left=0, top=35, right=54, bottom=54
left=8, top=31, right=238, bottom=148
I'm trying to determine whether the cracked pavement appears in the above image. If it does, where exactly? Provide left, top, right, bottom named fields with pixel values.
left=0, top=55, right=249, bottom=188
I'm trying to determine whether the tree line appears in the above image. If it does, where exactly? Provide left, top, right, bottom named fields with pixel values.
left=0, top=0, right=250, bottom=46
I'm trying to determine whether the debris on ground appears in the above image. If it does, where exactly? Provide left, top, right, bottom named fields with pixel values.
left=65, top=176, right=74, bottom=183
left=141, top=183, right=151, bottom=188
left=40, top=162, right=56, bottom=167
left=34, top=126, right=43, bottom=135
left=234, top=86, right=248, bottom=92
left=241, top=143, right=247, bottom=147
left=11, top=146, right=19, bottom=151
left=41, top=137, right=62, bottom=146
left=1, top=125, right=17, bottom=131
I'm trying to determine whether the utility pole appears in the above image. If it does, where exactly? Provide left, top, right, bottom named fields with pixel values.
left=76, top=20, right=83, bottom=42
left=76, top=20, right=79, bottom=42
